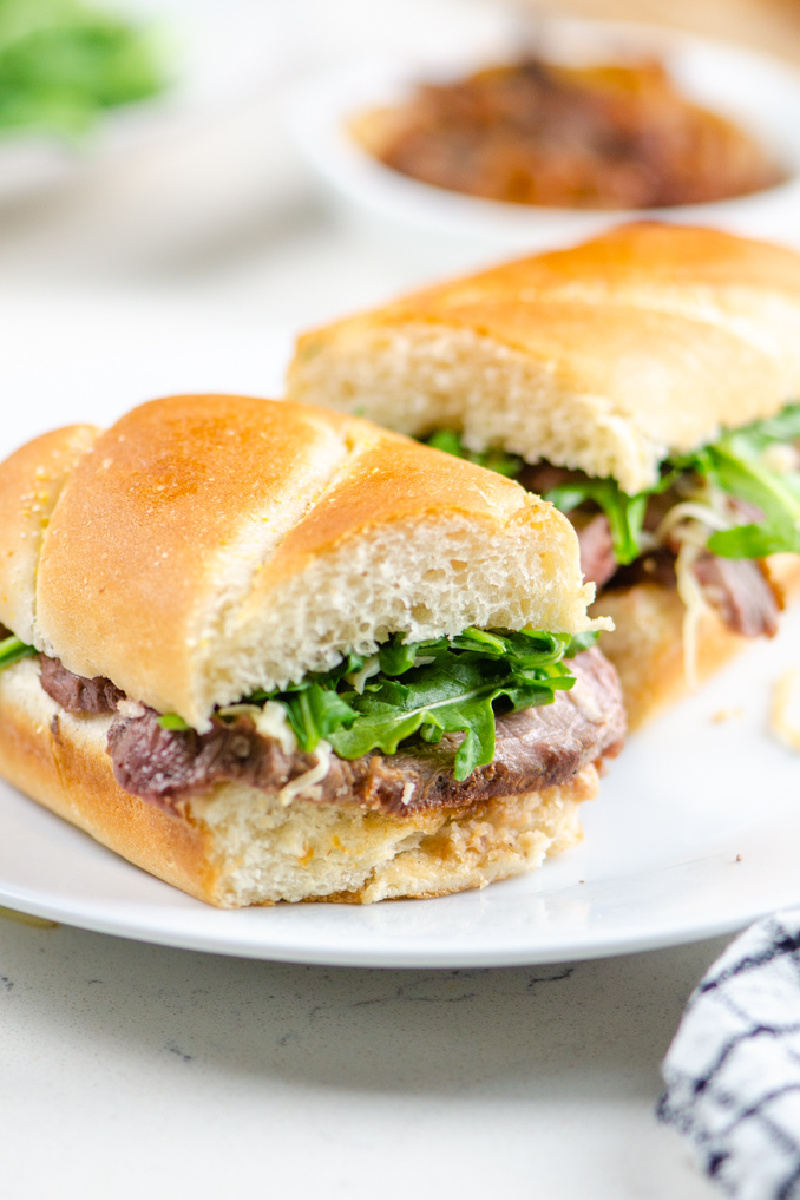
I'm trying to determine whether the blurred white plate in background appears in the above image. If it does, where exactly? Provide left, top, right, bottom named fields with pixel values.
left=287, top=18, right=800, bottom=254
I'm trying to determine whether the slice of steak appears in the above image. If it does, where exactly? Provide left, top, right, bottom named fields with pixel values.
left=692, top=551, right=781, bottom=638
left=39, top=655, right=125, bottom=715
left=516, top=464, right=619, bottom=590
left=518, top=462, right=580, bottom=495
left=106, top=648, right=624, bottom=814
left=606, top=547, right=677, bottom=592
left=571, top=512, right=617, bottom=590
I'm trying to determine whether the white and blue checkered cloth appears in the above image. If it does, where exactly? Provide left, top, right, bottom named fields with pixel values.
left=660, top=913, right=800, bottom=1199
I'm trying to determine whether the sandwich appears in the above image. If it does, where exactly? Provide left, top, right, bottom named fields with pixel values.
left=0, top=393, right=624, bottom=907
left=287, top=222, right=800, bottom=726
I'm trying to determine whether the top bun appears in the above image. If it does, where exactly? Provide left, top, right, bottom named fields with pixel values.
left=0, top=395, right=601, bottom=729
left=287, top=223, right=800, bottom=494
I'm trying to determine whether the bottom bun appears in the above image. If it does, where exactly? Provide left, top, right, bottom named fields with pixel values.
left=0, top=658, right=596, bottom=907
left=597, top=554, right=800, bottom=730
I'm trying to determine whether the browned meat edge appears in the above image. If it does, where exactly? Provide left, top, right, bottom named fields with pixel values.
left=520, top=462, right=782, bottom=637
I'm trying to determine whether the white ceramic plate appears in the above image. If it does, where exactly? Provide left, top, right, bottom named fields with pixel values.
left=287, top=18, right=800, bottom=254
left=1, top=309, right=800, bottom=966
left=1, top=609, right=800, bottom=968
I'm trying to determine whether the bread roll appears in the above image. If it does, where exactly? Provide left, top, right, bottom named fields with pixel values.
left=287, top=222, right=800, bottom=495
left=0, top=394, right=602, bottom=731
left=0, top=655, right=598, bottom=906
left=285, top=223, right=800, bottom=728
left=0, top=394, right=622, bottom=905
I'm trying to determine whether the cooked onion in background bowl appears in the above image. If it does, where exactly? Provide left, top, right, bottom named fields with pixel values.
left=287, top=19, right=800, bottom=255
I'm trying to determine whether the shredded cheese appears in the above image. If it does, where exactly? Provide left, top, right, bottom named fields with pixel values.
left=254, top=701, right=297, bottom=756
left=400, top=781, right=415, bottom=808
left=346, top=655, right=380, bottom=693
left=654, top=483, right=734, bottom=689
left=674, top=539, right=707, bottom=691
left=278, top=741, right=332, bottom=806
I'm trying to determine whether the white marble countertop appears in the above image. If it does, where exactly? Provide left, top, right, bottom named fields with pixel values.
left=0, top=2, right=797, bottom=1194
left=0, top=911, right=721, bottom=1200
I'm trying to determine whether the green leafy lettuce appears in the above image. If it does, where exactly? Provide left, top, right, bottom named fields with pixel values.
left=423, top=429, right=525, bottom=479
left=161, top=628, right=594, bottom=782
left=545, top=403, right=800, bottom=563
left=423, top=407, right=800, bottom=564
left=0, top=0, right=166, bottom=139
left=543, top=477, right=652, bottom=566
left=0, top=623, right=590, bottom=783
left=0, top=634, right=37, bottom=669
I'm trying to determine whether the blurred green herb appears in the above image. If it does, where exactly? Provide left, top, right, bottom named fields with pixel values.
left=0, top=0, right=166, bottom=138
left=423, top=429, right=524, bottom=479
left=0, top=634, right=36, bottom=669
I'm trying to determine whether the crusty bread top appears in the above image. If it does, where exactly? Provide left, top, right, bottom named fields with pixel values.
left=287, top=223, right=800, bottom=494
left=0, top=394, right=601, bottom=729
left=0, top=424, right=101, bottom=645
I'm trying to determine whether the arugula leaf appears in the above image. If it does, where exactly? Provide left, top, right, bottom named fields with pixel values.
left=544, top=478, right=649, bottom=565
left=676, top=429, right=800, bottom=559
left=0, top=635, right=37, bottom=670
left=549, top=404, right=800, bottom=563
left=733, top=402, right=800, bottom=450
left=215, top=627, right=579, bottom=781
left=424, top=429, right=524, bottom=479
left=283, top=683, right=357, bottom=753
left=157, top=712, right=191, bottom=732
left=563, top=630, right=599, bottom=656
left=329, top=641, right=574, bottom=780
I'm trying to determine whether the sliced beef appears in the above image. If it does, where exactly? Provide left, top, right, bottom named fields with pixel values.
left=106, top=648, right=625, bottom=814
left=518, top=462, right=580, bottom=495
left=39, top=655, right=125, bottom=715
left=571, top=512, right=617, bottom=590
left=692, top=551, right=781, bottom=638
left=516, top=464, right=619, bottom=589
left=607, top=547, right=677, bottom=592
left=518, top=458, right=782, bottom=639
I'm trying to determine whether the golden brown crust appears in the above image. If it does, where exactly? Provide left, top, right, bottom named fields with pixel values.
left=288, top=223, right=800, bottom=493
left=597, top=555, right=800, bottom=729
left=34, top=394, right=352, bottom=713
left=0, top=663, right=215, bottom=902
left=438, top=221, right=800, bottom=300
left=0, top=424, right=99, bottom=644
left=0, top=659, right=595, bottom=906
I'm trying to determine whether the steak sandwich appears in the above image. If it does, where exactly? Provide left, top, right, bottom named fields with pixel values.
left=287, top=222, right=800, bottom=726
left=0, top=394, right=623, bottom=906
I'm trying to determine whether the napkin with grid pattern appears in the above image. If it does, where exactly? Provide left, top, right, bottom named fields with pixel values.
left=659, top=912, right=800, bottom=1198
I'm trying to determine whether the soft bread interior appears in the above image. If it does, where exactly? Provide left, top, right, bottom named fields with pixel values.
left=0, top=656, right=594, bottom=906
left=0, top=395, right=601, bottom=730
left=202, top=503, right=588, bottom=719
left=287, top=223, right=800, bottom=494
left=197, top=768, right=593, bottom=906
